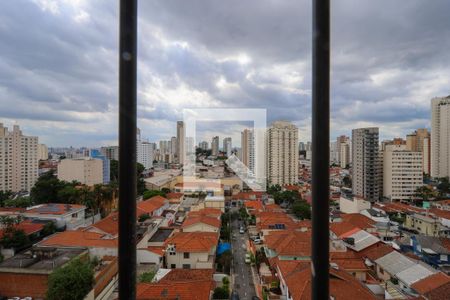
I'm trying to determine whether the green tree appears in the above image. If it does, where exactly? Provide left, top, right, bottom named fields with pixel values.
left=110, top=159, right=118, bottom=182
left=342, top=175, right=352, bottom=188
left=267, top=184, right=281, bottom=195
left=42, top=221, right=57, bottom=236
left=273, top=190, right=301, bottom=205
left=213, top=287, right=229, bottom=299
left=47, top=258, right=94, bottom=300
left=0, top=190, right=13, bottom=207
left=216, top=250, right=232, bottom=274
left=437, top=177, right=450, bottom=198
left=414, top=185, right=435, bottom=205
left=143, top=190, right=166, bottom=200
left=57, top=185, right=81, bottom=204
left=0, top=225, right=30, bottom=249
left=137, top=162, right=146, bottom=195
left=139, top=271, right=156, bottom=283
left=3, top=196, right=32, bottom=208
left=292, top=201, right=311, bottom=219
left=31, top=170, right=65, bottom=204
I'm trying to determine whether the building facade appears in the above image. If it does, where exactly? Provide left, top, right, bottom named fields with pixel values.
left=406, top=128, right=431, bottom=175
left=223, top=137, right=232, bottom=157
left=266, top=121, right=299, bottom=185
left=37, top=144, right=48, bottom=161
left=57, top=157, right=103, bottom=186
left=383, top=144, right=423, bottom=202
left=211, top=136, right=219, bottom=156
left=352, top=127, right=380, bottom=201
left=176, top=121, right=185, bottom=164
left=90, top=149, right=110, bottom=184
left=0, top=124, right=38, bottom=192
left=431, top=96, right=450, bottom=178
left=100, top=146, right=119, bottom=161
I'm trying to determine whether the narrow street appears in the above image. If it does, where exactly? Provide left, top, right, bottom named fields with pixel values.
left=231, top=213, right=258, bottom=300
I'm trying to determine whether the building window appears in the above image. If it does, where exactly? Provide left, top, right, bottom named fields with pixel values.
left=170, top=264, right=176, bottom=269
left=183, top=252, right=190, bottom=259
left=182, top=264, right=191, bottom=269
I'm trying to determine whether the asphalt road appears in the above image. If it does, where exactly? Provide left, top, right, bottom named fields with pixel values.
left=231, top=216, right=257, bottom=300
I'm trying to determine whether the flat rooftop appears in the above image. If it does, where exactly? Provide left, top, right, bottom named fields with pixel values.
left=149, top=228, right=173, bottom=243
left=0, top=247, right=86, bottom=273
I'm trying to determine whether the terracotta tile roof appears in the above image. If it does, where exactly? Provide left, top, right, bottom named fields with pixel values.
left=90, top=212, right=119, bottom=236
left=360, top=243, right=395, bottom=261
left=175, top=182, right=223, bottom=189
left=277, top=261, right=377, bottom=300
left=283, top=184, right=301, bottom=191
left=0, top=207, right=26, bottom=213
left=330, top=221, right=360, bottom=237
left=39, top=230, right=117, bottom=248
left=411, top=272, right=450, bottom=295
left=430, top=208, right=450, bottom=220
left=0, top=221, right=44, bottom=238
left=137, top=196, right=168, bottom=216
left=25, top=203, right=85, bottom=215
left=182, top=215, right=220, bottom=229
left=159, top=269, right=214, bottom=282
left=232, top=191, right=264, bottom=200
left=264, top=203, right=284, bottom=212
left=341, top=213, right=376, bottom=230
left=265, top=231, right=311, bottom=257
left=244, top=200, right=264, bottom=211
left=136, top=280, right=213, bottom=300
left=145, top=246, right=165, bottom=256
left=256, top=211, right=298, bottom=231
left=165, top=232, right=218, bottom=252
left=332, top=258, right=368, bottom=271
left=420, top=281, right=450, bottom=300
left=373, top=202, right=425, bottom=214
left=166, top=192, right=183, bottom=200
left=188, top=208, right=222, bottom=218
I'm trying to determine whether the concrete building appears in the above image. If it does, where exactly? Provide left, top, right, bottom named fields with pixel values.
left=100, top=146, right=119, bottom=161
left=57, top=157, right=103, bottom=186
left=138, top=142, right=154, bottom=170
left=176, top=121, right=185, bottom=164
left=383, top=144, right=423, bottom=202
left=170, top=136, right=177, bottom=156
left=407, top=129, right=431, bottom=175
left=352, top=127, right=380, bottom=201
left=241, top=129, right=255, bottom=173
left=266, top=121, right=299, bottom=185
left=0, top=124, right=39, bottom=192
left=431, top=96, right=450, bottom=178
left=90, top=149, right=110, bottom=184
left=211, top=136, right=219, bottom=156
left=223, top=137, right=232, bottom=157
left=198, top=141, right=208, bottom=151
left=340, top=140, right=351, bottom=168
left=37, top=144, right=48, bottom=161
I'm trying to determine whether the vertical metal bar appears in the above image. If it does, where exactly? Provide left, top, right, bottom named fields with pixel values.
left=311, top=0, right=330, bottom=299
left=119, top=0, right=137, bottom=299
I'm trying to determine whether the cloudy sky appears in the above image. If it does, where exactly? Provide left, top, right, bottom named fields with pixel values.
left=1, top=0, right=449, bottom=147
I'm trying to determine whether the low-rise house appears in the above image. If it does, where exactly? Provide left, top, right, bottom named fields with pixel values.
left=181, top=214, right=220, bottom=233
left=23, top=203, right=86, bottom=230
left=408, top=235, right=450, bottom=272
left=432, top=199, right=450, bottom=211
left=164, top=232, right=218, bottom=269
left=264, top=231, right=311, bottom=261
left=360, top=208, right=390, bottom=224
left=38, top=230, right=118, bottom=257
left=339, top=192, right=371, bottom=214
left=0, top=246, right=87, bottom=299
left=330, top=222, right=380, bottom=253
left=275, top=260, right=377, bottom=300
left=410, top=272, right=450, bottom=299
left=137, top=195, right=169, bottom=218
left=404, top=213, right=442, bottom=237
left=430, top=208, right=450, bottom=228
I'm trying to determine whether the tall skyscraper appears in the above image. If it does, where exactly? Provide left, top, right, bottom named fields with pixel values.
left=100, top=146, right=119, bottom=161
left=223, top=137, right=232, bottom=157
left=198, top=141, right=208, bottom=151
left=170, top=136, right=177, bottom=156
left=211, top=136, right=219, bottom=156
left=241, top=129, right=255, bottom=173
left=406, top=128, right=430, bottom=175
left=266, top=121, right=299, bottom=185
left=176, top=121, right=185, bottom=164
left=352, top=127, right=380, bottom=201
left=0, top=124, right=39, bottom=192
left=431, top=96, right=450, bottom=178
left=383, top=144, right=423, bottom=202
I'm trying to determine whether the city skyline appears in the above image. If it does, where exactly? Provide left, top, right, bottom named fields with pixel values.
left=1, top=1, right=449, bottom=146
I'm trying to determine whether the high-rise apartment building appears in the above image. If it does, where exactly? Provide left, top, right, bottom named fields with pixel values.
left=198, top=141, right=208, bottom=151
left=89, top=149, right=110, bottom=184
left=57, top=157, right=103, bottom=186
left=100, top=146, right=119, bottom=161
left=223, top=137, right=232, bottom=157
left=37, top=144, right=48, bottom=161
left=241, top=129, right=255, bottom=173
left=352, top=127, right=380, bottom=201
left=136, top=129, right=154, bottom=169
left=170, top=136, right=177, bottom=156
left=406, top=128, right=431, bottom=175
left=383, top=144, right=423, bottom=202
left=266, top=121, right=298, bottom=185
left=340, top=141, right=351, bottom=169
left=176, top=121, right=185, bottom=164
left=211, top=136, right=219, bottom=156
left=0, top=124, right=39, bottom=192
left=431, top=96, right=450, bottom=178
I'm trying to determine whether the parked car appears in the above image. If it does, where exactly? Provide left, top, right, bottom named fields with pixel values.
left=245, top=253, right=251, bottom=264
left=231, top=291, right=240, bottom=300
left=253, top=238, right=262, bottom=244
